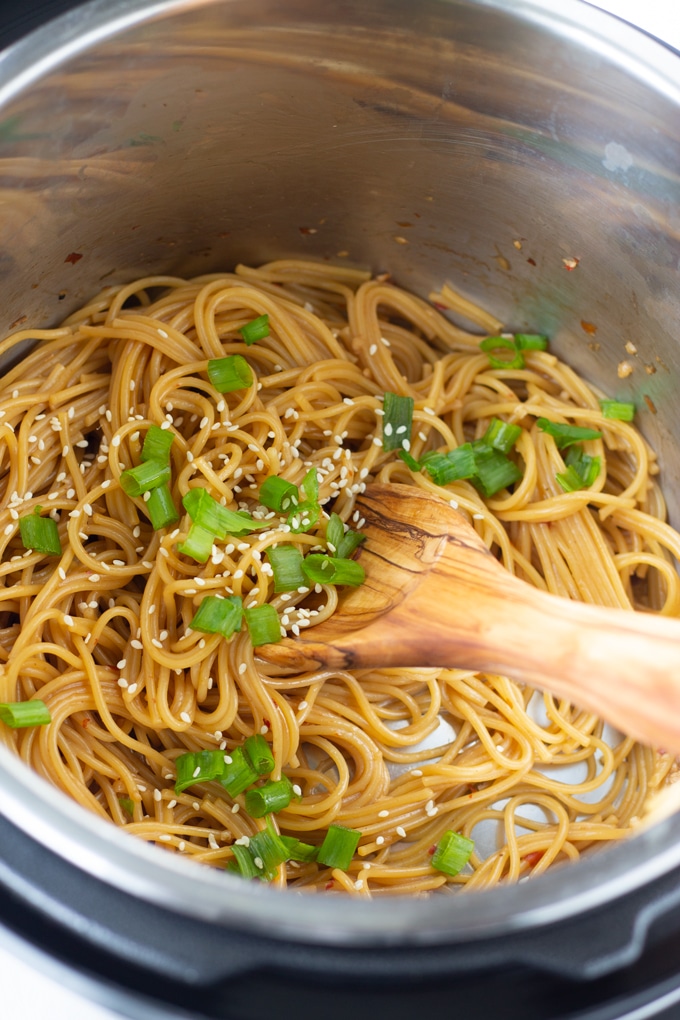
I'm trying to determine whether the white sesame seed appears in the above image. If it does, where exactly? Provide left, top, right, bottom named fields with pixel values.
left=396, top=826, right=406, bottom=838
left=373, top=437, right=382, bottom=447
left=298, top=701, right=308, bottom=711
left=231, top=803, right=240, bottom=814
left=3, top=524, right=12, bottom=536
left=127, top=683, right=138, bottom=695
left=378, top=809, right=389, bottom=818
left=63, top=615, right=74, bottom=627
left=118, top=678, right=129, bottom=688
left=151, top=638, right=163, bottom=649
left=153, top=788, right=162, bottom=802
left=117, top=659, right=127, bottom=669
left=411, top=769, right=423, bottom=777
left=131, top=639, right=143, bottom=650
left=376, top=836, right=385, bottom=845
left=180, top=712, right=192, bottom=724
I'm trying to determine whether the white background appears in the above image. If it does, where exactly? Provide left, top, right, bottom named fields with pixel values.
left=0, top=0, right=678, bottom=1018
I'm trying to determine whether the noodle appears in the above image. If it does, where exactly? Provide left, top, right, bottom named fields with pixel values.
left=0, top=259, right=676, bottom=896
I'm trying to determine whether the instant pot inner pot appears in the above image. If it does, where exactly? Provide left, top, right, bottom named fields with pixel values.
left=0, top=0, right=680, bottom=974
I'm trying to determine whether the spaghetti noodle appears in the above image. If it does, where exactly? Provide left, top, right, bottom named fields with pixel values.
left=0, top=259, right=676, bottom=896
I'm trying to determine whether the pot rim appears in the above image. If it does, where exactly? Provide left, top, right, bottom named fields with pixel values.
left=0, top=0, right=679, bottom=945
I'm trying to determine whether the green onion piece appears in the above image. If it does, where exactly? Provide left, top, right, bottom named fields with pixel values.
left=536, top=418, right=602, bottom=449
left=382, top=392, right=415, bottom=452
left=514, top=333, right=549, bottom=351
left=431, top=830, right=474, bottom=877
left=267, top=544, right=306, bottom=592
left=119, top=460, right=171, bottom=498
left=221, top=745, right=260, bottom=797
left=480, top=336, right=524, bottom=370
left=421, top=443, right=477, bottom=485
left=259, top=476, right=300, bottom=513
left=119, top=796, right=135, bottom=817
left=336, top=528, right=366, bottom=561
left=287, top=468, right=321, bottom=533
left=228, top=843, right=261, bottom=879
left=146, top=482, right=179, bottom=530
left=18, top=510, right=61, bottom=556
left=189, top=594, right=243, bottom=638
left=239, top=314, right=270, bottom=345
left=0, top=700, right=51, bottom=728
left=326, top=513, right=345, bottom=552
left=556, top=445, right=601, bottom=491
left=317, top=824, right=361, bottom=870
left=244, top=604, right=282, bottom=646
left=599, top=399, right=635, bottom=421
left=140, top=424, right=174, bottom=464
left=244, top=733, right=275, bottom=776
left=174, top=749, right=227, bottom=793
left=182, top=488, right=262, bottom=538
left=280, top=835, right=319, bottom=863
left=471, top=448, right=523, bottom=497
left=247, top=817, right=291, bottom=880
left=482, top=417, right=523, bottom=455
left=177, top=522, right=214, bottom=563
left=207, top=354, right=254, bottom=393
left=245, top=777, right=294, bottom=818
left=301, top=554, right=365, bottom=587
left=397, top=449, right=421, bottom=472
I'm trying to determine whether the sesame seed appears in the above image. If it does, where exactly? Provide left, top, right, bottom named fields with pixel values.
left=153, top=788, right=162, bottom=802
left=396, top=826, right=406, bottom=838
left=117, top=659, right=127, bottom=669
left=411, top=769, right=423, bottom=777
left=3, top=524, right=12, bottom=536
left=231, top=803, right=240, bottom=814
left=378, top=809, right=389, bottom=818
left=373, top=437, right=382, bottom=447
left=118, top=678, right=129, bottom=688
left=63, top=615, right=74, bottom=627
left=376, top=836, right=385, bottom=845
left=158, top=834, right=172, bottom=842
left=158, top=328, right=169, bottom=339
left=127, top=683, right=138, bottom=695
left=131, top=640, right=143, bottom=650
left=62, top=445, right=70, bottom=457
left=298, top=701, right=308, bottom=711
left=151, top=638, right=163, bottom=649
left=369, top=344, right=378, bottom=355
left=111, top=435, right=121, bottom=447
left=472, top=512, right=484, bottom=519
left=292, top=784, right=302, bottom=796
left=180, top=712, right=192, bottom=724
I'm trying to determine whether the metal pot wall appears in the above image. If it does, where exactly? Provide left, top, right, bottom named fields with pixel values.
left=1, top=1, right=680, bottom=1017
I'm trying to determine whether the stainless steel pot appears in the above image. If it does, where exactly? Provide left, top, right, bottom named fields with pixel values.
left=1, top=0, right=680, bottom=1015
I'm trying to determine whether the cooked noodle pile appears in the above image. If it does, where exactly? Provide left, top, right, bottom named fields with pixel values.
left=0, top=259, right=677, bottom=896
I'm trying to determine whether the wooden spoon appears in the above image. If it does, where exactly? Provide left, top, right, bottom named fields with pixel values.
left=258, top=483, right=680, bottom=752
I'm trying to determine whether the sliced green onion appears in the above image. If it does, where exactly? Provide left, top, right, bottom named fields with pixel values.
left=140, top=424, right=174, bottom=464
left=301, top=554, right=365, bottom=587
left=177, top=522, right=214, bottom=563
left=244, top=733, right=275, bottom=776
left=267, top=544, right=306, bottom=592
left=556, top=445, right=601, bottom=491
left=397, top=449, right=421, bottom=472
left=19, top=510, right=61, bottom=556
left=244, top=604, right=282, bottom=646
left=336, top=528, right=366, bottom=561
left=280, top=835, right=319, bottom=863
left=536, top=418, right=602, bottom=449
left=146, top=482, right=179, bottom=530
left=0, top=700, right=51, bottom=728
left=245, top=777, right=294, bottom=818
left=599, top=399, right=635, bottom=421
left=227, top=843, right=261, bottom=879
left=119, top=460, right=170, bottom=498
left=119, top=796, right=135, bottom=817
left=189, top=594, right=243, bottom=638
left=174, top=749, right=227, bottom=794
left=514, top=333, right=549, bottom=351
left=431, top=830, right=474, bottom=877
left=482, top=417, right=522, bottom=455
left=259, top=476, right=299, bottom=513
left=207, top=354, right=254, bottom=393
left=317, top=824, right=361, bottom=870
left=421, top=443, right=477, bottom=485
left=221, top=745, right=260, bottom=797
left=288, top=468, right=320, bottom=533
left=326, top=513, right=345, bottom=553
left=239, top=314, right=270, bottom=345
left=480, top=336, right=524, bottom=370
left=382, top=392, right=414, bottom=452
left=247, top=815, right=290, bottom=880
left=182, top=488, right=262, bottom=538
left=471, top=448, right=523, bottom=497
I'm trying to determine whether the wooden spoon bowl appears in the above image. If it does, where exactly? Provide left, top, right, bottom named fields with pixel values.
left=258, top=483, right=680, bottom=752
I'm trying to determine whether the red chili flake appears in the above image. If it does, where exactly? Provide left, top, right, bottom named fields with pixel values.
left=9, top=315, right=26, bottom=329
left=432, top=301, right=448, bottom=311
left=325, top=880, right=334, bottom=890
left=644, top=394, right=657, bottom=414
left=580, top=320, right=597, bottom=335
left=65, top=252, right=83, bottom=264
left=526, top=257, right=537, bottom=266
left=299, top=227, right=317, bottom=235
left=562, top=256, right=579, bottom=271
left=524, top=850, right=545, bottom=868
left=428, top=845, right=437, bottom=856
left=261, top=718, right=271, bottom=731
left=81, top=717, right=90, bottom=728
